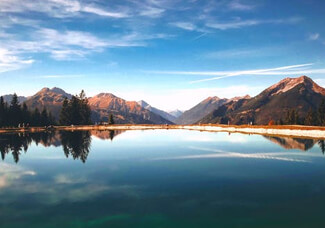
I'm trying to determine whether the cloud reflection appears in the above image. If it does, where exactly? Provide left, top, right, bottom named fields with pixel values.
left=152, top=146, right=310, bottom=163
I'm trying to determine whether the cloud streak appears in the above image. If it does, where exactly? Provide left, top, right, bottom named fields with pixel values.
left=0, top=48, right=34, bottom=73
left=228, top=0, right=256, bottom=11
left=0, top=0, right=129, bottom=18
left=145, top=63, right=325, bottom=83
left=152, top=146, right=310, bottom=163
left=206, top=17, right=302, bottom=30
left=0, top=27, right=171, bottom=65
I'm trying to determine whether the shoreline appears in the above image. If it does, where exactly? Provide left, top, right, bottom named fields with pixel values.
left=1, top=124, right=325, bottom=139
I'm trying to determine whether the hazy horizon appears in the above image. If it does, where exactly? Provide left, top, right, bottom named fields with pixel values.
left=1, top=0, right=325, bottom=110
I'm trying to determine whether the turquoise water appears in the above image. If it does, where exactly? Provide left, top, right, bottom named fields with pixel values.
left=0, top=130, right=325, bottom=228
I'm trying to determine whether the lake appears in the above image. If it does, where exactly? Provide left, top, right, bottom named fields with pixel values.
left=0, top=129, right=325, bottom=228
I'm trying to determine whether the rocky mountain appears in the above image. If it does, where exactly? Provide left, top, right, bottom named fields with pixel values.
left=24, top=87, right=72, bottom=118
left=168, top=109, right=183, bottom=118
left=138, top=100, right=176, bottom=123
left=3, top=88, right=173, bottom=124
left=175, top=96, right=231, bottom=125
left=2, top=94, right=27, bottom=103
left=199, top=76, right=325, bottom=125
left=89, top=93, right=172, bottom=124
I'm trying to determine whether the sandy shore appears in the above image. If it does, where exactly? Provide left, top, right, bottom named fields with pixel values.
left=1, top=124, right=325, bottom=139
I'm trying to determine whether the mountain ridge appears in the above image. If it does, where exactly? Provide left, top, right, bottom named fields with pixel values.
left=199, top=76, right=325, bottom=125
left=137, top=100, right=177, bottom=123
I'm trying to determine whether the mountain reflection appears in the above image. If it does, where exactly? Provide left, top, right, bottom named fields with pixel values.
left=264, top=136, right=325, bottom=153
left=0, top=130, right=121, bottom=163
left=1, top=131, right=325, bottom=163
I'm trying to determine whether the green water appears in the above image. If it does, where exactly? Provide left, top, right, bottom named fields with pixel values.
left=0, top=129, right=325, bottom=228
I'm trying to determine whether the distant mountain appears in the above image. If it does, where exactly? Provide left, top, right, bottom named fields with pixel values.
left=199, top=76, right=325, bottom=125
left=2, top=94, right=27, bottom=104
left=175, top=96, right=231, bottom=124
left=168, top=109, right=183, bottom=118
left=89, top=93, right=172, bottom=124
left=24, top=87, right=72, bottom=119
left=138, top=100, right=176, bottom=123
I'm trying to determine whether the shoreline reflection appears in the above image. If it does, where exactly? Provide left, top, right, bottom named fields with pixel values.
left=0, top=131, right=325, bottom=163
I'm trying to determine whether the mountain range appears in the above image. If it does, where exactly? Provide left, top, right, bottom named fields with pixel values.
left=1, top=75, right=324, bottom=125
left=88, top=93, right=172, bottom=124
left=199, top=76, right=325, bottom=125
left=175, top=95, right=250, bottom=124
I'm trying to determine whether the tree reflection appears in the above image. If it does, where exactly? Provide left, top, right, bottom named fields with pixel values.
left=2, top=131, right=325, bottom=163
left=60, top=131, right=92, bottom=163
left=0, top=131, right=95, bottom=163
left=318, top=140, right=325, bottom=154
left=0, top=133, right=32, bottom=163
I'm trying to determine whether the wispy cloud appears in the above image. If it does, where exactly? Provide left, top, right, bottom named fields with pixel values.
left=82, top=5, right=129, bottom=18
left=205, top=49, right=260, bottom=59
left=35, top=74, right=84, bottom=79
left=139, top=6, right=165, bottom=17
left=152, top=146, right=309, bottom=163
left=204, top=46, right=291, bottom=59
left=228, top=0, right=256, bottom=11
left=0, top=48, right=34, bottom=73
left=206, top=17, right=302, bottom=30
left=0, top=27, right=171, bottom=63
left=0, top=0, right=129, bottom=18
left=309, top=33, right=320, bottom=40
left=145, top=63, right=325, bottom=83
left=170, top=22, right=197, bottom=31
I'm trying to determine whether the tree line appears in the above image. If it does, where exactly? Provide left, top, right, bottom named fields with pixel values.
left=274, top=100, right=325, bottom=126
left=59, top=90, right=92, bottom=125
left=0, top=94, right=55, bottom=128
left=0, top=90, right=93, bottom=128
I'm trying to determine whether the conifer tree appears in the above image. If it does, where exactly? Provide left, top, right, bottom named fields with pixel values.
left=9, top=94, right=22, bottom=126
left=32, top=108, right=41, bottom=126
left=317, top=99, right=325, bottom=126
left=0, top=97, right=5, bottom=127
left=59, top=98, right=70, bottom=125
left=59, top=91, right=92, bottom=126
left=41, top=108, right=49, bottom=126
left=304, top=108, right=315, bottom=126
left=108, top=114, right=114, bottom=125
left=21, top=103, right=30, bottom=126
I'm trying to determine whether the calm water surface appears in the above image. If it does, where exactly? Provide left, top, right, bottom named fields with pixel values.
left=1, top=129, right=325, bottom=228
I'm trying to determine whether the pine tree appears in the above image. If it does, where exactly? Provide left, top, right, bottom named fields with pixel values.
left=48, top=112, right=56, bottom=126
left=70, top=96, right=82, bottom=125
left=32, top=108, right=41, bottom=127
left=59, top=91, right=92, bottom=126
left=41, top=108, right=49, bottom=126
left=79, top=90, right=92, bottom=125
left=59, top=98, right=70, bottom=125
left=0, top=97, right=5, bottom=127
left=21, top=103, right=30, bottom=126
left=293, top=109, right=299, bottom=125
left=304, top=108, right=315, bottom=126
left=318, top=140, right=325, bottom=154
left=108, top=114, right=114, bottom=125
left=284, top=109, right=291, bottom=125
left=9, top=93, right=22, bottom=127
left=317, top=99, right=325, bottom=126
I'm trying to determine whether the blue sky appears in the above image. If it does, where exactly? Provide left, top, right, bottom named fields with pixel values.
left=1, top=0, right=325, bottom=110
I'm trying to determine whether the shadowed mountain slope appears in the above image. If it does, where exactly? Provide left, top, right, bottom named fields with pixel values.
left=199, top=76, right=325, bottom=125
